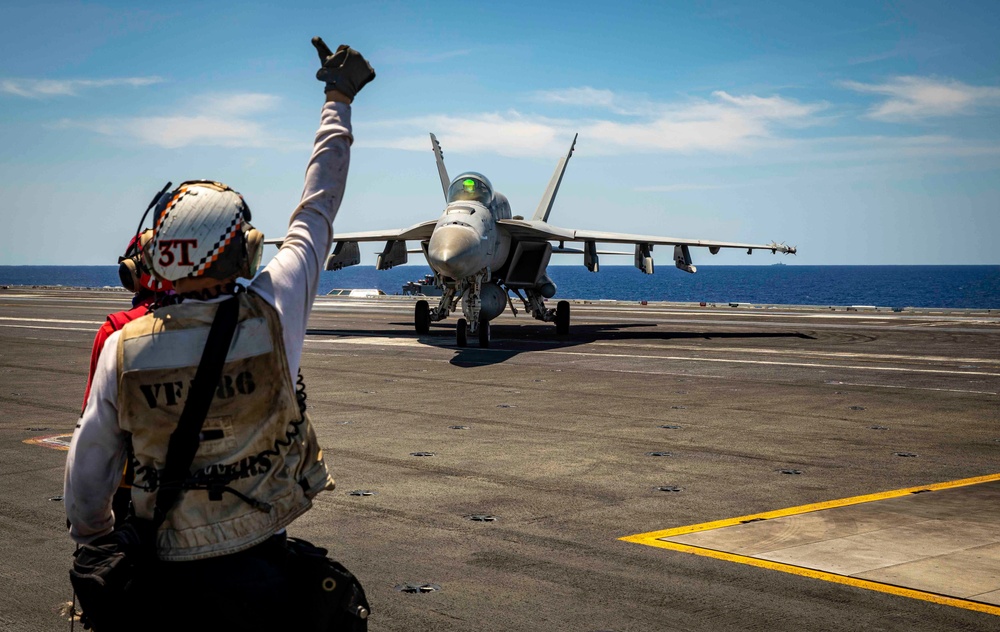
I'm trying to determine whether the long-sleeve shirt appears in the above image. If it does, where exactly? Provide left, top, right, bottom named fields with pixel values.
left=64, top=101, right=353, bottom=543
left=81, top=298, right=155, bottom=413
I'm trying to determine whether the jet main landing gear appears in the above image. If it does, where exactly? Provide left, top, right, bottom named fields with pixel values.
left=456, top=318, right=468, bottom=347
left=521, top=292, right=571, bottom=336
left=414, top=300, right=430, bottom=334
left=555, top=300, right=570, bottom=336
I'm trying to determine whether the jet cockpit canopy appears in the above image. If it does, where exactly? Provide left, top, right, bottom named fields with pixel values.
left=447, top=172, right=493, bottom=206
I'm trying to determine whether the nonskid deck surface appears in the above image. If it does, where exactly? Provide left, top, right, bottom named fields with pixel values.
left=2, top=288, right=998, bottom=632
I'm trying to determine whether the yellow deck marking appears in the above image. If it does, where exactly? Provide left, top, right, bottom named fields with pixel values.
left=621, top=473, right=1000, bottom=616
left=23, top=434, right=73, bottom=451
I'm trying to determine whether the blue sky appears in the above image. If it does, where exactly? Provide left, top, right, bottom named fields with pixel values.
left=1, top=0, right=998, bottom=266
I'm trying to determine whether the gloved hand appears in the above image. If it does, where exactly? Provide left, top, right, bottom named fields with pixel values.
left=313, top=37, right=375, bottom=100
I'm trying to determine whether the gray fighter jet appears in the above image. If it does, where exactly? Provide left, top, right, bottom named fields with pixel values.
left=325, top=133, right=796, bottom=347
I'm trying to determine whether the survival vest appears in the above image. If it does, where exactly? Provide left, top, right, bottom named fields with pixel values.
left=116, top=291, right=334, bottom=562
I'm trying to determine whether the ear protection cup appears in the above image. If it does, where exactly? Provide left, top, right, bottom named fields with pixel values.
left=242, top=227, right=264, bottom=279
left=122, top=229, right=173, bottom=293
left=118, top=257, right=140, bottom=292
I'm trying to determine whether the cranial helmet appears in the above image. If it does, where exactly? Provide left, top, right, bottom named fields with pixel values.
left=118, top=229, right=173, bottom=293
left=146, top=180, right=264, bottom=283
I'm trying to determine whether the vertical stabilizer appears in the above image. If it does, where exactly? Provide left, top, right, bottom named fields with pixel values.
left=532, top=133, right=578, bottom=222
left=430, top=133, right=450, bottom=202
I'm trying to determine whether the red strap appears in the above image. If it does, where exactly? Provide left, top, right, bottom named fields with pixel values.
left=106, top=303, right=150, bottom=330
left=81, top=301, right=154, bottom=412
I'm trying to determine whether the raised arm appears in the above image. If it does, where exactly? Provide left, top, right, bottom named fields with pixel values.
left=251, top=39, right=375, bottom=378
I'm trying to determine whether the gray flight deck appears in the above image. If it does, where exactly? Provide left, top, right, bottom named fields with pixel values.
left=1, top=287, right=998, bottom=631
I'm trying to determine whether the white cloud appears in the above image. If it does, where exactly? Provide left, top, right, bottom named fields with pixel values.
left=841, top=76, right=1000, bottom=121
left=361, top=89, right=825, bottom=156
left=77, top=116, right=267, bottom=149
left=533, top=87, right=621, bottom=110
left=1, top=77, right=163, bottom=98
left=711, top=91, right=820, bottom=120
left=194, top=93, right=282, bottom=116
left=61, top=92, right=286, bottom=149
left=531, top=87, right=689, bottom=117
left=587, top=110, right=762, bottom=152
left=363, top=112, right=563, bottom=156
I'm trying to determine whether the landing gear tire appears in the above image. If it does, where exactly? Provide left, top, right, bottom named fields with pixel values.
left=456, top=318, right=468, bottom=347
left=556, top=300, right=570, bottom=336
left=478, top=317, right=490, bottom=348
left=415, top=300, right=430, bottom=334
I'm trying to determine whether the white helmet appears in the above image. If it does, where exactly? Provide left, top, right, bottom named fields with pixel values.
left=146, top=180, right=263, bottom=283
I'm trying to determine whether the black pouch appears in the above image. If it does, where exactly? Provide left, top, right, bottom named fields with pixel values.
left=69, top=535, right=137, bottom=631
left=69, top=521, right=154, bottom=631
left=285, top=536, right=371, bottom=632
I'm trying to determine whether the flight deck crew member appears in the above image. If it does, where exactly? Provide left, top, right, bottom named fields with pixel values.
left=81, top=230, right=173, bottom=527
left=64, top=38, right=375, bottom=631
left=82, top=229, right=172, bottom=412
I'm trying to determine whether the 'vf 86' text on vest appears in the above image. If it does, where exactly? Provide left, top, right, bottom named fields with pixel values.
left=116, top=292, right=334, bottom=561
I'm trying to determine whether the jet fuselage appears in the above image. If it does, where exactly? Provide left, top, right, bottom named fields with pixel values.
left=426, top=172, right=511, bottom=281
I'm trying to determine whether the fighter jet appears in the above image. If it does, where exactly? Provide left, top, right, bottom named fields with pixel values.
left=324, top=133, right=796, bottom=347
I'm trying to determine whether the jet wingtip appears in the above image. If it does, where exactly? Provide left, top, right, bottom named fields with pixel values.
left=766, top=241, right=797, bottom=255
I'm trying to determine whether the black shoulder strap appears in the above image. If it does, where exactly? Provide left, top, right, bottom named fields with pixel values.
left=153, top=295, right=241, bottom=526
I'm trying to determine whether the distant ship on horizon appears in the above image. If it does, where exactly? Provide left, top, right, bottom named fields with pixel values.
left=401, top=273, right=443, bottom=296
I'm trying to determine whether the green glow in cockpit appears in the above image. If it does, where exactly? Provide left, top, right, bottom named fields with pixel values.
left=448, top=172, right=494, bottom=205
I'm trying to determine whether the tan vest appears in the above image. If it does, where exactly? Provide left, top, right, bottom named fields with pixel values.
left=117, top=292, right=334, bottom=562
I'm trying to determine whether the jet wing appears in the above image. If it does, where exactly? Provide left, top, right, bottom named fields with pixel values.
left=570, top=228, right=795, bottom=253
left=499, top=219, right=795, bottom=274
left=265, top=220, right=438, bottom=271
left=498, top=219, right=795, bottom=254
left=326, top=220, right=439, bottom=271
left=332, top=220, right=438, bottom=243
left=497, top=219, right=576, bottom=243
left=263, top=220, right=438, bottom=248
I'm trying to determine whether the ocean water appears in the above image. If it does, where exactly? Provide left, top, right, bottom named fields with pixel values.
left=1, top=265, right=998, bottom=309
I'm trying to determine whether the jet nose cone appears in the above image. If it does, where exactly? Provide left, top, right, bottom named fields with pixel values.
left=427, top=225, right=483, bottom=279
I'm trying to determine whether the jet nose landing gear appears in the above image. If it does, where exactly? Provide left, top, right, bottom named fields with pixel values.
left=455, top=317, right=492, bottom=348
left=478, top=317, right=490, bottom=348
